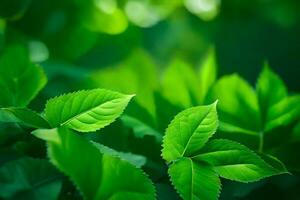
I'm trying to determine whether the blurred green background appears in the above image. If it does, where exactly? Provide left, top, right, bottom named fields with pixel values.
left=1, top=0, right=300, bottom=96
left=1, top=0, right=300, bottom=199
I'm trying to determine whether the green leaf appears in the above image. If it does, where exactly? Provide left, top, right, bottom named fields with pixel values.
left=0, top=45, right=47, bottom=107
left=208, top=74, right=260, bottom=135
left=162, top=101, right=218, bottom=163
left=0, top=107, right=50, bottom=128
left=45, top=89, right=134, bottom=132
left=193, top=139, right=285, bottom=182
left=161, top=59, right=199, bottom=108
left=198, top=47, right=217, bottom=103
left=257, top=65, right=287, bottom=127
left=265, top=95, right=300, bottom=132
left=169, top=157, right=221, bottom=200
left=33, top=128, right=156, bottom=200
left=88, top=50, right=158, bottom=118
left=121, top=114, right=162, bottom=142
left=0, top=157, right=62, bottom=200
left=93, top=142, right=147, bottom=168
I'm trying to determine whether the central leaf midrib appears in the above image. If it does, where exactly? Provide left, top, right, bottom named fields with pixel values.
left=191, top=149, right=241, bottom=159
left=180, top=106, right=212, bottom=157
left=60, top=97, right=123, bottom=126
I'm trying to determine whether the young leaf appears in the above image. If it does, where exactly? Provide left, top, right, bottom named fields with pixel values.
left=0, top=107, right=50, bottom=128
left=0, top=45, right=47, bottom=107
left=0, top=157, right=62, bottom=200
left=162, top=101, right=218, bottom=163
left=193, top=139, right=285, bottom=182
left=45, top=89, right=134, bottom=132
left=32, top=128, right=156, bottom=200
left=169, top=158, right=221, bottom=200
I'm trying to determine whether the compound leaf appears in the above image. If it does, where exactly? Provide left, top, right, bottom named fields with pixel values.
left=45, top=89, right=134, bottom=132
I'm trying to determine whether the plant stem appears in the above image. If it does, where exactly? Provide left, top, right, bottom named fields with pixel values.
left=258, top=131, right=264, bottom=153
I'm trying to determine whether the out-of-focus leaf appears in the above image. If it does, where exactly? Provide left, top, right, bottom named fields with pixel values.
left=169, top=157, right=221, bottom=200
left=198, top=47, right=217, bottom=103
left=193, top=139, right=286, bottom=182
left=0, top=45, right=47, bottom=107
left=45, top=89, right=134, bottom=132
left=88, top=50, right=158, bottom=117
left=84, top=5, right=128, bottom=35
left=184, top=0, right=221, bottom=21
left=33, top=128, right=156, bottom=200
left=257, top=65, right=287, bottom=128
left=121, top=115, right=162, bottom=142
left=0, top=157, right=62, bottom=200
left=161, top=59, right=199, bottom=108
left=162, top=101, right=218, bottom=163
left=207, top=74, right=260, bottom=135
left=209, top=67, right=300, bottom=154
left=0, top=107, right=50, bottom=129
left=93, top=142, right=147, bottom=168
left=124, top=0, right=181, bottom=28
left=154, top=92, right=182, bottom=133
left=265, top=95, right=300, bottom=132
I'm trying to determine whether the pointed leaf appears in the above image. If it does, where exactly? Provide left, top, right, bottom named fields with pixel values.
left=257, top=65, right=287, bottom=127
left=265, top=95, right=300, bottom=131
left=0, top=107, right=50, bottom=128
left=162, top=102, right=218, bottom=163
left=93, top=143, right=147, bottom=168
left=88, top=50, right=158, bottom=118
left=169, top=157, right=221, bottom=200
left=208, top=74, right=260, bottom=135
left=33, top=128, right=155, bottom=200
left=45, top=89, right=134, bottom=132
left=0, top=157, right=62, bottom=200
left=0, top=45, right=47, bottom=107
left=193, top=139, right=285, bottom=182
left=198, top=47, right=217, bottom=103
left=121, top=114, right=162, bottom=142
left=161, top=59, right=199, bottom=108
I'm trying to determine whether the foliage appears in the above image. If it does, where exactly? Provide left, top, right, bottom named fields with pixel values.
left=1, top=0, right=300, bottom=199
